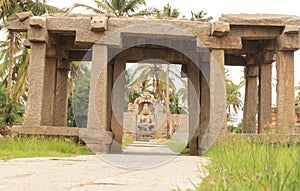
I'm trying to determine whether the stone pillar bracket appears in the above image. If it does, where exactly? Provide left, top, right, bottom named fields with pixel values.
left=283, top=25, right=299, bottom=35
left=276, top=34, right=299, bottom=51
left=211, top=21, right=230, bottom=37
left=29, top=16, right=46, bottom=28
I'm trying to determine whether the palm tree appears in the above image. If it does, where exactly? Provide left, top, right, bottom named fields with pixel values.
left=72, top=0, right=147, bottom=17
left=225, top=70, right=242, bottom=122
left=0, top=0, right=64, bottom=125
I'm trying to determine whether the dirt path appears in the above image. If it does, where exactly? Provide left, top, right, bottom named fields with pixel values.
left=0, top=142, right=210, bottom=191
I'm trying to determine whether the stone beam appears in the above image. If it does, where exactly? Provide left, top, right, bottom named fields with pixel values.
left=200, top=36, right=242, bottom=50
left=8, top=19, right=29, bottom=32
left=116, top=47, right=191, bottom=64
left=225, top=54, right=246, bottom=66
left=229, top=25, right=283, bottom=40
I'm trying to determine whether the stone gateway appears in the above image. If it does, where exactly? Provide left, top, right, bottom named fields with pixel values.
left=8, top=12, right=300, bottom=155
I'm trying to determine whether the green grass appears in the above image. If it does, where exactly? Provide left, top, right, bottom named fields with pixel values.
left=199, top=138, right=300, bottom=191
left=122, top=137, right=134, bottom=149
left=0, top=136, right=94, bottom=159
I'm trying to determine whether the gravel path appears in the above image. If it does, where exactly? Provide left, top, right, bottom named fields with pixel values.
left=0, top=142, right=210, bottom=191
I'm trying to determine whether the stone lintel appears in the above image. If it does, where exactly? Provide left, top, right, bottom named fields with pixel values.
left=90, top=16, right=108, bottom=31
left=211, top=21, right=230, bottom=36
left=8, top=19, right=29, bottom=32
left=75, top=30, right=105, bottom=44
left=30, top=16, right=46, bottom=28
left=116, top=47, right=191, bottom=64
left=200, top=36, right=242, bottom=50
left=225, top=54, right=246, bottom=66
left=16, top=11, right=33, bottom=21
left=276, top=34, right=299, bottom=51
left=229, top=25, right=283, bottom=40
left=283, top=25, right=299, bottom=34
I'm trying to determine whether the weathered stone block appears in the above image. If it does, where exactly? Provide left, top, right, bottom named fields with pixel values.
left=28, top=27, right=48, bottom=43
left=90, top=16, right=108, bottom=31
left=8, top=19, right=29, bottom=32
left=17, top=11, right=33, bottom=21
left=277, top=34, right=299, bottom=51
left=200, top=36, right=242, bottom=50
left=30, top=16, right=46, bottom=28
left=211, top=21, right=230, bottom=36
left=283, top=25, right=299, bottom=34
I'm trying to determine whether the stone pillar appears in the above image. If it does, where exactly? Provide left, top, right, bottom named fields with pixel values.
left=110, top=58, right=126, bottom=153
left=41, top=57, right=57, bottom=126
left=53, top=59, right=70, bottom=126
left=276, top=51, right=295, bottom=134
left=187, top=61, right=200, bottom=155
left=199, top=72, right=210, bottom=154
left=24, top=42, right=47, bottom=127
left=210, top=50, right=226, bottom=135
left=243, top=58, right=258, bottom=133
left=87, top=44, right=109, bottom=130
left=258, top=62, right=273, bottom=133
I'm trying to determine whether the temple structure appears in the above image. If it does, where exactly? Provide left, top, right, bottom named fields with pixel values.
left=8, top=12, right=300, bottom=155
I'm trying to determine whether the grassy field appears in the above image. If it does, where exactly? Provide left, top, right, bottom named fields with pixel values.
left=199, top=138, right=300, bottom=191
left=0, top=136, right=93, bottom=159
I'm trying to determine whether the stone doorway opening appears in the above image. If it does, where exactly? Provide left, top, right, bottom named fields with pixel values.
left=122, top=61, right=189, bottom=150
left=107, top=42, right=201, bottom=154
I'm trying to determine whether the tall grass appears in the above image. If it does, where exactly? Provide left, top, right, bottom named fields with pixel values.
left=199, top=138, right=300, bottom=191
left=0, top=136, right=93, bottom=159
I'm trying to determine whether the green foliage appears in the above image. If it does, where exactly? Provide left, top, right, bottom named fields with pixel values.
left=190, top=11, right=213, bottom=21
left=225, top=69, right=242, bottom=123
left=0, top=136, right=93, bottom=159
left=0, top=87, right=24, bottom=126
left=122, top=137, right=134, bottom=149
left=154, top=3, right=180, bottom=19
left=72, top=72, right=90, bottom=128
left=199, top=139, right=300, bottom=190
left=72, top=0, right=147, bottom=17
left=228, top=122, right=242, bottom=133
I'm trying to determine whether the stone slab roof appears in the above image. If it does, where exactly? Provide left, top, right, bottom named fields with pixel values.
left=220, top=14, right=300, bottom=26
